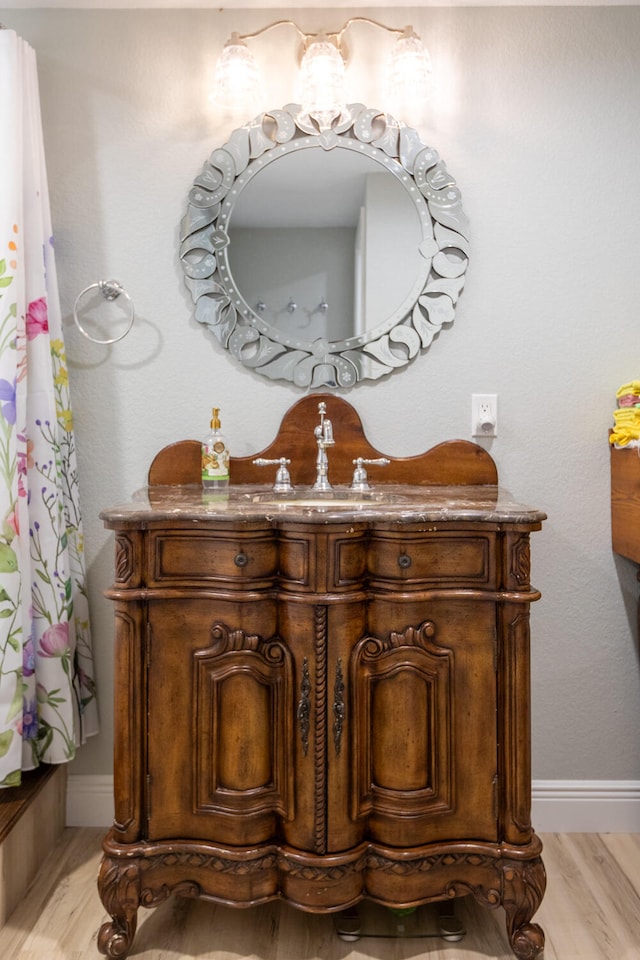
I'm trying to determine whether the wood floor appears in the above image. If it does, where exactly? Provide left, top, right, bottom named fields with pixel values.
left=0, top=829, right=639, bottom=959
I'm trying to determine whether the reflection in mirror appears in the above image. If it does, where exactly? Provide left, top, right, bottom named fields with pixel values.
left=227, top=148, right=425, bottom=344
left=180, top=105, right=469, bottom=389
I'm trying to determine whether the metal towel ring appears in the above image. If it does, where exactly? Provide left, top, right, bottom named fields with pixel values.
left=73, top=280, right=134, bottom=344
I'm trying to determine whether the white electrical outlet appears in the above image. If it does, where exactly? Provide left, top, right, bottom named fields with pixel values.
left=471, top=394, right=498, bottom=438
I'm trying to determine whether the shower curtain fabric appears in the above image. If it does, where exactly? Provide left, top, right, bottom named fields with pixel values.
left=0, top=29, right=98, bottom=786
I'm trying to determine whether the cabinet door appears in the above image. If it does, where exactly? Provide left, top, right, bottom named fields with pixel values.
left=146, top=597, right=294, bottom=844
left=353, top=598, right=498, bottom=846
left=278, top=598, right=367, bottom=856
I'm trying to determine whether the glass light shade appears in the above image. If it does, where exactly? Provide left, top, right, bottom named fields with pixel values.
left=211, top=34, right=261, bottom=112
left=388, top=29, right=432, bottom=103
left=299, top=35, right=346, bottom=129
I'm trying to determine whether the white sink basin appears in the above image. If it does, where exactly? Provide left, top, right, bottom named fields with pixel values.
left=249, top=488, right=404, bottom=508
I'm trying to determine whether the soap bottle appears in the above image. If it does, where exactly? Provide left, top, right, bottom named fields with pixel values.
left=201, top=407, right=230, bottom=490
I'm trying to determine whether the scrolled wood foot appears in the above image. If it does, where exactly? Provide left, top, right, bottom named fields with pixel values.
left=97, top=916, right=138, bottom=959
left=509, top=921, right=545, bottom=959
left=502, top=856, right=546, bottom=959
left=97, top=856, right=141, bottom=959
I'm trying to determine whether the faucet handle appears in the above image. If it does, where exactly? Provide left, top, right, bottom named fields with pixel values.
left=350, top=457, right=390, bottom=492
left=253, top=457, right=293, bottom=493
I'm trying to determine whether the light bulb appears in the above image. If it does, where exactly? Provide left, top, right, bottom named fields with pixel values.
left=299, top=34, right=346, bottom=130
left=211, top=33, right=261, bottom=113
left=388, top=26, right=432, bottom=106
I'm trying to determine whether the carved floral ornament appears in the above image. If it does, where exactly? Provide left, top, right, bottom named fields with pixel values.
left=180, top=104, right=470, bottom=389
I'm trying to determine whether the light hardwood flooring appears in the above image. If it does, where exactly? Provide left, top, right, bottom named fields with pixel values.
left=0, top=829, right=639, bottom=959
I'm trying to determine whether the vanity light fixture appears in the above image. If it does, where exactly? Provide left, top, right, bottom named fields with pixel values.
left=211, top=18, right=432, bottom=126
left=387, top=26, right=433, bottom=103
left=211, top=33, right=262, bottom=113
left=298, top=33, right=346, bottom=131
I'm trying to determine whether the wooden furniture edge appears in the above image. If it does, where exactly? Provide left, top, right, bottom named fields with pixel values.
left=0, top=764, right=60, bottom=844
left=610, top=434, right=640, bottom=564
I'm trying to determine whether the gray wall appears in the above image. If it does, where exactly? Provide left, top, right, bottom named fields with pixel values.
left=3, top=6, right=640, bottom=783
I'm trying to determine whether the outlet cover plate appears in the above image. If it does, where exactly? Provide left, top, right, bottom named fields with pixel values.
left=471, top=394, right=498, bottom=438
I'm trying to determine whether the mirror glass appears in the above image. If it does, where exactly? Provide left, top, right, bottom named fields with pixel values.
left=180, top=105, right=469, bottom=388
left=227, top=148, right=424, bottom=344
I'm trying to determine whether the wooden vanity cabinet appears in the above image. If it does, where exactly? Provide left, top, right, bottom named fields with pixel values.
left=97, top=396, right=546, bottom=960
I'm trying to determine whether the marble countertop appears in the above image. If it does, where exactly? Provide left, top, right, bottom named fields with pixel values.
left=100, top=484, right=546, bottom=527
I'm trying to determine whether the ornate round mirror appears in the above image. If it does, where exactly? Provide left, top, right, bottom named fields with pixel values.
left=180, top=105, right=469, bottom=388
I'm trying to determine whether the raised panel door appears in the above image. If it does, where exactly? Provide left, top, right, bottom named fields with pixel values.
left=357, top=598, right=498, bottom=846
left=146, top=597, right=293, bottom=845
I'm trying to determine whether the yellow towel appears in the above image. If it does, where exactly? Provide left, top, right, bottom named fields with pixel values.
left=616, top=380, right=640, bottom=399
left=610, top=406, right=640, bottom=445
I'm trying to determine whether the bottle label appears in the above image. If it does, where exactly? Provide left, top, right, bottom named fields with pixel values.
left=202, top=439, right=229, bottom=481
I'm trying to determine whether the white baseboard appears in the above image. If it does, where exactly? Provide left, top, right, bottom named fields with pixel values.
left=67, top=775, right=114, bottom=827
left=66, top=776, right=640, bottom=833
left=531, top=780, right=640, bottom=833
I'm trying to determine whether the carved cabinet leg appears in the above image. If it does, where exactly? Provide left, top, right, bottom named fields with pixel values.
left=502, top=857, right=546, bottom=959
left=97, top=856, right=140, bottom=959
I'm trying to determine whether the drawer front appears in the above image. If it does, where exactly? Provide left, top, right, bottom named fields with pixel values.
left=147, top=530, right=277, bottom=587
left=368, top=531, right=496, bottom=588
left=278, top=526, right=368, bottom=593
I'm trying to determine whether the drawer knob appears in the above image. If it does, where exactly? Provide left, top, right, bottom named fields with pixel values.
left=398, top=553, right=412, bottom=569
left=234, top=552, right=248, bottom=568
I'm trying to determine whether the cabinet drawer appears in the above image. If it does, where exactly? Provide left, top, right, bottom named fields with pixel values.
left=368, top=531, right=496, bottom=588
left=278, top=525, right=368, bottom=592
left=146, top=529, right=277, bottom=587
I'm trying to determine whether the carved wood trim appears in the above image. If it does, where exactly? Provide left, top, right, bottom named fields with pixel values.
left=313, top=605, right=328, bottom=855
left=114, top=533, right=142, bottom=587
left=98, top=836, right=545, bottom=959
left=114, top=535, right=133, bottom=582
left=97, top=858, right=140, bottom=959
left=510, top=534, right=532, bottom=589
left=365, top=848, right=498, bottom=876
left=501, top=857, right=547, bottom=959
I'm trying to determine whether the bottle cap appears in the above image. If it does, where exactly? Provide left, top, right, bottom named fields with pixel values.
left=211, top=407, right=221, bottom=429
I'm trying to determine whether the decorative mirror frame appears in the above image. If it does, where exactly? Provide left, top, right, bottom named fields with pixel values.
left=180, top=104, right=470, bottom=389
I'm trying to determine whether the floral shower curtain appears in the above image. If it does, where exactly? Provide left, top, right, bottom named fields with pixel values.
left=0, top=28, right=98, bottom=786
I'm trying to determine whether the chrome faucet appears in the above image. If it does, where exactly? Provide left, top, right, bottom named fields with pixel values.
left=350, top=456, right=390, bottom=491
left=252, top=457, right=293, bottom=492
left=312, top=402, right=335, bottom=491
